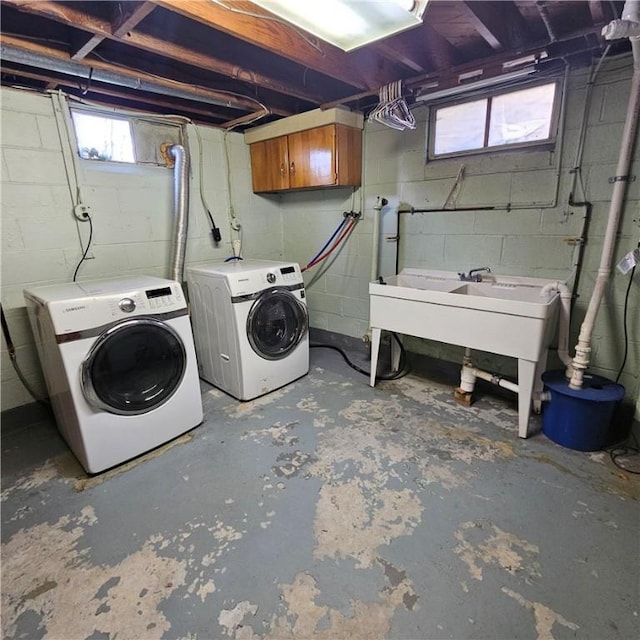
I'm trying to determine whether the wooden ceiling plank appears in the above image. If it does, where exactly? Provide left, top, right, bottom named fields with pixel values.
left=461, top=1, right=510, bottom=51
left=150, top=0, right=397, bottom=89
left=3, top=0, right=326, bottom=104
left=71, top=33, right=105, bottom=61
left=112, top=1, right=157, bottom=38
left=463, top=1, right=529, bottom=51
left=421, top=23, right=459, bottom=71
left=2, top=34, right=292, bottom=115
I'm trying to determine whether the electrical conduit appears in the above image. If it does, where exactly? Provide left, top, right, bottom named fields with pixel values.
left=570, top=0, right=640, bottom=389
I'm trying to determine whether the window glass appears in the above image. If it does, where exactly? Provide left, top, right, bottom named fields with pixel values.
left=430, top=81, right=559, bottom=158
left=434, top=99, right=487, bottom=155
left=488, top=83, right=556, bottom=146
left=71, top=111, right=135, bottom=162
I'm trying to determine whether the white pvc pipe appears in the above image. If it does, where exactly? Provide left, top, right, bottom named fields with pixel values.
left=541, top=281, right=573, bottom=372
left=458, top=358, right=519, bottom=395
left=570, top=9, right=640, bottom=388
left=475, top=369, right=520, bottom=394
left=370, top=196, right=383, bottom=282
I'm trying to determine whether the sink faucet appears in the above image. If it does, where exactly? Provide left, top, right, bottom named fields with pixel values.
left=458, top=267, right=491, bottom=282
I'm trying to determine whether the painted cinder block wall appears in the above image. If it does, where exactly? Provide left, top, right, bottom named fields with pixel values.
left=0, top=87, right=280, bottom=411
left=280, top=56, right=639, bottom=413
left=2, top=55, right=639, bottom=418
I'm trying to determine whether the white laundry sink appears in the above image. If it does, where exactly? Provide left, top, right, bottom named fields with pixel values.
left=369, top=268, right=561, bottom=438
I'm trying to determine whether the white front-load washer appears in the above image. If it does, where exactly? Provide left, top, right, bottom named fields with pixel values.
left=187, top=260, right=309, bottom=401
left=24, top=275, right=203, bottom=474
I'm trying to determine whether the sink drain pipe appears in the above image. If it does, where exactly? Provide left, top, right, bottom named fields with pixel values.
left=169, top=144, right=190, bottom=284
left=456, top=348, right=519, bottom=405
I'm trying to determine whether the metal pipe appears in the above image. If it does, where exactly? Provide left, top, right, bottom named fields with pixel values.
left=169, top=145, right=190, bottom=284
left=1, top=43, right=251, bottom=112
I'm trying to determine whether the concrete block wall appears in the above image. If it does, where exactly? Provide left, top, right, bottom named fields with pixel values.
left=0, top=88, right=267, bottom=411
left=278, top=56, right=639, bottom=412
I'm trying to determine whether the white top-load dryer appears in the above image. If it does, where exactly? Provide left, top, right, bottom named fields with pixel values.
left=187, top=260, right=309, bottom=401
left=24, top=275, right=203, bottom=473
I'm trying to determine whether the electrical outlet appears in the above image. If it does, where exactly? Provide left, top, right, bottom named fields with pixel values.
left=74, top=203, right=92, bottom=221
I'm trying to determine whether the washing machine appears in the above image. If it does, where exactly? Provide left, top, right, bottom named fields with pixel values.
left=187, top=260, right=309, bottom=401
left=24, top=275, right=203, bottom=474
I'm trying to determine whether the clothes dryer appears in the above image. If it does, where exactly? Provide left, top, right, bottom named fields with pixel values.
left=24, top=276, right=203, bottom=473
left=187, top=260, right=309, bottom=400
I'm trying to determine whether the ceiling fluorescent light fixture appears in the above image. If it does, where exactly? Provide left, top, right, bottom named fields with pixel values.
left=251, top=0, right=428, bottom=51
left=414, top=67, right=537, bottom=104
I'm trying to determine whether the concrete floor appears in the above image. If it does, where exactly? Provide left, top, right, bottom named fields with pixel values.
left=1, top=345, right=639, bottom=640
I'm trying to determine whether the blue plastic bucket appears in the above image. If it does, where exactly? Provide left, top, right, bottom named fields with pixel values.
left=541, top=370, right=625, bottom=452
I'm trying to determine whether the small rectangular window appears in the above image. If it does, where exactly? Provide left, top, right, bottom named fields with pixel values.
left=71, top=111, right=135, bottom=163
left=430, top=81, right=559, bottom=159
left=70, top=109, right=184, bottom=165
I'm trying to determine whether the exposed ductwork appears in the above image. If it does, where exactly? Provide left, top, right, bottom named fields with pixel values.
left=169, top=145, right=190, bottom=284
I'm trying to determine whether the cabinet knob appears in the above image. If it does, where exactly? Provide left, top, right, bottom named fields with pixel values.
left=290, top=161, right=296, bottom=176
left=280, top=163, right=285, bottom=177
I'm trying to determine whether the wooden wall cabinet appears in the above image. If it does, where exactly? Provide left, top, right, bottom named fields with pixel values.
left=249, top=124, right=362, bottom=194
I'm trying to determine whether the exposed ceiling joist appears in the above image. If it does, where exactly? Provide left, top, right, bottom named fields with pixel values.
left=4, top=0, right=325, bottom=105
left=150, top=0, right=399, bottom=90
left=0, top=0, right=628, bottom=132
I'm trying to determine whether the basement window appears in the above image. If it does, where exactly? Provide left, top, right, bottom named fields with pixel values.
left=70, top=109, right=183, bottom=165
left=428, top=81, right=560, bottom=159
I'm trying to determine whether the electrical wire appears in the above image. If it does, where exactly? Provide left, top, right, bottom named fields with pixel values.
left=311, top=332, right=410, bottom=381
left=302, top=219, right=357, bottom=272
left=615, top=264, right=636, bottom=383
left=0, top=304, right=50, bottom=406
left=210, top=0, right=324, bottom=54
left=606, top=431, right=640, bottom=475
left=72, top=213, right=94, bottom=282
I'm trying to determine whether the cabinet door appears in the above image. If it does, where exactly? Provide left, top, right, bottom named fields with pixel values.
left=250, top=136, right=289, bottom=192
left=287, top=125, right=336, bottom=189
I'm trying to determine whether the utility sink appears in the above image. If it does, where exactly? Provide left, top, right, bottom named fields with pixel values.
left=369, top=269, right=561, bottom=438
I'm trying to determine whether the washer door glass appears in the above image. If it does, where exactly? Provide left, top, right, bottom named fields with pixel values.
left=247, top=290, right=308, bottom=360
left=82, top=318, right=186, bottom=415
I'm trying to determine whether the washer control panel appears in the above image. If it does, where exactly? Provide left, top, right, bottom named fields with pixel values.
left=107, top=284, right=185, bottom=318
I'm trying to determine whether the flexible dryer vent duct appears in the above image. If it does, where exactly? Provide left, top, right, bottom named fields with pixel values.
left=169, top=144, right=190, bottom=284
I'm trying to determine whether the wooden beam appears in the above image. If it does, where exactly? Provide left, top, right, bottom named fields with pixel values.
left=69, top=2, right=156, bottom=59
left=71, top=33, right=105, bottom=60
left=462, top=1, right=529, bottom=51
left=112, top=1, right=157, bottom=38
left=4, top=0, right=327, bottom=104
left=150, top=0, right=399, bottom=89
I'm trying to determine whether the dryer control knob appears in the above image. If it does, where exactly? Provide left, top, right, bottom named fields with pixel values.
left=267, top=272, right=277, bottom=284
left=119, top=297, right=136, bottom=313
